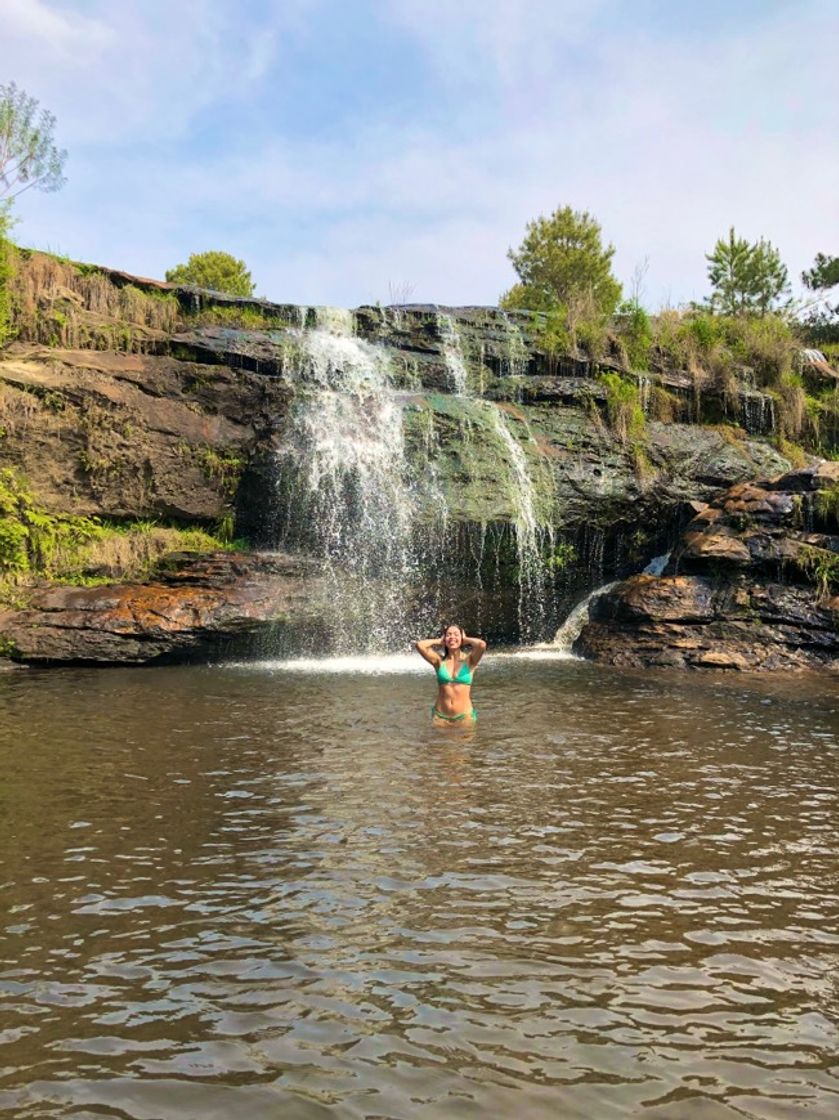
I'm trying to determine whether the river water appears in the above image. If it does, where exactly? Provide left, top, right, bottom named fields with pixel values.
left=0, top=655, right=837, bottom=1119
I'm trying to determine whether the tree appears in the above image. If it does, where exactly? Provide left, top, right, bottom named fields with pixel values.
left=802, top=253, right=839, bottom=293
left=801, top=252, right=839, bottom=345
left=166, top=251, right=255, bottom=297
left=500, top=206, right=622, bottom=315
left=706, top=228, right=790, bottom=316
left=0, top=82, right=67, bottom=202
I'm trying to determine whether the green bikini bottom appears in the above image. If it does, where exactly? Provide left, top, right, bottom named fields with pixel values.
left=431, top=707, right=477, bottom=723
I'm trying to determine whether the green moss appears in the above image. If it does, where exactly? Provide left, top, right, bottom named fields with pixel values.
left=0, top=468, right=102, bottom=578
left=196, top=447, right=244, bottom=498
left=191, top=302, right=293, bottom=331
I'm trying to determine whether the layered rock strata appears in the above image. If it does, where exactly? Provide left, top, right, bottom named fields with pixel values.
left=0, top=552, right=319, bottom=665
left=576, top=464, right=839, bottom=671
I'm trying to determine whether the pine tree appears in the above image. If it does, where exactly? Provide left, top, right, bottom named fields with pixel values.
left=706, top=228, right=789, bottom=316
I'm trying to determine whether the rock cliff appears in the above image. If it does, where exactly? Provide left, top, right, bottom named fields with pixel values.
left=576, top=463, right=839, bottom=670
left=1, top=250, right=818, bottom=664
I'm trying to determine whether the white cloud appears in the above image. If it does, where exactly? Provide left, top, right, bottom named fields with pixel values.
left=1, top=0, right=113, bottom=56
left=4, top=0, right=838, bottom=307
left=0, top=0, right=303, bottom=143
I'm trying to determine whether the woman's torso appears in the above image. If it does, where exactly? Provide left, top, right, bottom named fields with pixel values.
left=434, top=656, right=474, bottom=716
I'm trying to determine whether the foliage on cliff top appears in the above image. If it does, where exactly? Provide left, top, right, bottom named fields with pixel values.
left=166, top=250, right=255, bottom=297
left=801, top=251, right=839, bottom=346
left=705, top=228, right=790, bottom=317
left=501, top=206, right=622, bottom=318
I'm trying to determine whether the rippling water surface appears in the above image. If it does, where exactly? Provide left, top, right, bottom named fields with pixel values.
left=0, top=655, right=837, bottom=1119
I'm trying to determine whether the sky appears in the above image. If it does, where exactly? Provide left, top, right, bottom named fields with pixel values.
left=1, top=0, right=837, bottom=308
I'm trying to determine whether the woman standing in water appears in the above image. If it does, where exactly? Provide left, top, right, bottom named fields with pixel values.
left=415, top=624, right=486, bottom=726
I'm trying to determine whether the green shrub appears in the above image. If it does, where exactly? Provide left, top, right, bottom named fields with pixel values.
left=533, top=305, right=570, bottom=364
left=721, top=314, right=796, bottom=386
left=614, top=300, right=652, bottom=370
left=798, top=544, right=839, bottom=601
left=682, top=312, right=722, bottom=352
left=0, top=210, right=15, bottom=348
left=0, top=467, right=240, bottom=599
left=815, top=482, right=839, bottom=528
left=0, top=467, right=102, bottom=577
left=599, top=372, right=646, bottom=445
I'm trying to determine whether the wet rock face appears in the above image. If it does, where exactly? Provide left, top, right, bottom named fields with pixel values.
left=0, top=253, right=802, bottom=659
left=0, top=552, right=321, bottom=665
left=0, top=346, right=291, bottom=523
left=576, top=464, right=839, bottom=671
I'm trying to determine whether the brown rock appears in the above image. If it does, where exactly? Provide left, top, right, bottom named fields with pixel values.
left=576, top=464, right=839, bottom=672
left=0, top=552, right=322, bottom=665
left=680, top=532, right=752, bottom=565
left=689, top=650, right=750, bottom=670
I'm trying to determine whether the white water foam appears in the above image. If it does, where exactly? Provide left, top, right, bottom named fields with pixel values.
left=225, top=649, right=577, bottom=673
left=228, top=653, right=426, bottom=674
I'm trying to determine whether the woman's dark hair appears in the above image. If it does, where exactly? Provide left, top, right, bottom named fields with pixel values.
left=440, top=623, right=465, bottom=652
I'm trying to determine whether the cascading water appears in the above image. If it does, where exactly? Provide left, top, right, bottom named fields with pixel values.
left=437, top=313, right=469, bottom=395
left=635, top=373, right=652, bottom=415
left=487, top=404, right=554, bottom=641
left=552, top=552, right=671, bottom=651
left=741, top=392, right=775, bottom=435
left=500, top=313, right=530, bottom=377
left=268, top=310, right=560, bottom=651
left=272, top=329, right=419, bottom=651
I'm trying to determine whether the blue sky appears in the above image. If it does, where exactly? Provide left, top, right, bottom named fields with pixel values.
left=2, top=0, right=837, bottom=308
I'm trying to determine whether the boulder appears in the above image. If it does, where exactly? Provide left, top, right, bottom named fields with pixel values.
left=575, top=466, right=839, bottom=671
left=0, top=552, right=321, bottom=665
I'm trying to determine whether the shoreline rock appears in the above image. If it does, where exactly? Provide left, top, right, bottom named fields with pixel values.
left=575, top=464, right=839, bottom=671
left=0, top=551, right=320, bottom=665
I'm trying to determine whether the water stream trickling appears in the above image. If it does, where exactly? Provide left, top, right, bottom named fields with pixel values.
left=552, top=553, right=670, bottom=650
left=437, top=312, right=469, bottom=394
left=272, top=329, right=418, bottom=651
left=268, top=314, right=564, bottom=650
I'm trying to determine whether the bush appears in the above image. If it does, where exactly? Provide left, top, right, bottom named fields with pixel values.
left=502, top=205, right=622, bottom=316
left=721, top=314, right=796, bottom=386
left=166, top=250, right=255, bottom=297
left=600, top=372, right=646, bottom=445
left=0, top=467, right=238, bottom=597
left=614, top=299, right=652, bottom=369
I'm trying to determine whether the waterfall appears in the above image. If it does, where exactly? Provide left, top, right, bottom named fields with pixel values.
left=272, top=329, right=418, bottom=652
left=635, top=374, right=652, bottom=415
left=740, top=391, right=775, bottom=435
left=552, top=582, right=619, bottom=651
left=265, top=312, right=560, bottom=651
left=437, top=313, right=469, bottom=395
left=488, top=405, right=554, bottom=640
left=313, top=306, right=355, bottom=336
left=552, top=552, right=671, bottom=651
left=501, top=313, right=529, bottom=377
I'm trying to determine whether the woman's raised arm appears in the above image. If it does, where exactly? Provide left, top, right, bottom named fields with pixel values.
left=464, top=635, right=487, bottom=667
left=414, top=637, right=442, bottom=667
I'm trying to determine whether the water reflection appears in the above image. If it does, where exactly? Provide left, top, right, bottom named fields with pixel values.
left=0, top=659, right=836, bottom=1118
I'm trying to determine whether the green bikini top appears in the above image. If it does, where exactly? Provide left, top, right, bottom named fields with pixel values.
left=436, top=658, right=474, bottom=686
